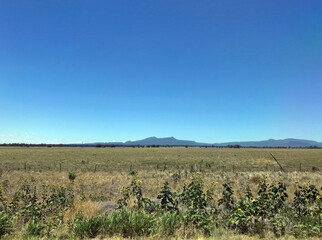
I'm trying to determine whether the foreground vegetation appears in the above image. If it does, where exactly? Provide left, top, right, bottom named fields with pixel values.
left=0, top=171, right=320, bottom=239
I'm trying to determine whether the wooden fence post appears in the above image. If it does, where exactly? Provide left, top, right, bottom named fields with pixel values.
left=270, top=153, right=285, bottom=172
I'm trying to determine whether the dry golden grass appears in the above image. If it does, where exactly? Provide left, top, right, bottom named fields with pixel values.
left=0, top=169, right=320, bottom=205
left=0, top=147, right=321, bottom=172
left=91, top=231, right=322, bottom=240
left=63, top=199, right=100, bottom=222
left=0, top=147, right=320, bottom=203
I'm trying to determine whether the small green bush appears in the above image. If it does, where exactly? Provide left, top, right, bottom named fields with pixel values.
left=73, top=212, right=103, bottom=239
left=160, top=211, right=180, bottom=236
left=180, top=174, right=211, bottom=234
left=25, top=221, right=46, bottom=237
left=102, top=208, right=157, bottom=238
left=293, top=224, right=321, bottom=238
left=68, top=172, right=76, bottom=182
left=157, top=182, right=178, bottom=212
left=0, top=211, right=13, bottom=238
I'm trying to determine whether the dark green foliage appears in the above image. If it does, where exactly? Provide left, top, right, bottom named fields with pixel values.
left=180, top=174, right=211, bottom=234
left=160, top=211, right=180, bottom=236
left=0, top=180, right=74, bottom=239
left=292, top=184, right=322, bottom=238
left=0, top=211, right=13, bottom=238
left=118, top=178, right=156, bottom=211
left=11, top=181, right=74, bottom=223
left=157, top=182, right=178, bottom=212
left=293, top=224, right=321, bottom=238
left=0, top=173, right=321, bottom=239
left=68, top=172, right=76, bottom=181
left=73, top=211, right=103, bottom=239
left=103, top=209, right=157, bottom=238
left=25, top=221, right=46, bottom=237
left=115, top=174, right=321, bottom=238
left=218, top=181, right=235, bottom=215
left=228, top=177, right=289, bottom=236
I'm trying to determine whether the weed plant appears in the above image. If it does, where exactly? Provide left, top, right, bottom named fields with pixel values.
left=0, top=172, right=320, bottom=239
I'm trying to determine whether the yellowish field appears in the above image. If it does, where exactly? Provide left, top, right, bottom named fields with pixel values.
left=0, top=147, right=321, bottom=203
left=0, top=147, right=321, bottom=172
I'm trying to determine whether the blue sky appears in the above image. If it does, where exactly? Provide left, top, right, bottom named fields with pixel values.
left=1, top=0, right=321, bottom=143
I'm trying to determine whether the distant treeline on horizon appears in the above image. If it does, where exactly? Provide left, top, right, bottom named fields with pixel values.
left=0, top=143, right=320, bottom=149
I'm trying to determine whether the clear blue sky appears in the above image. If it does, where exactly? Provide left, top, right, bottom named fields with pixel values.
left=1, top=0, right=321, bottom=144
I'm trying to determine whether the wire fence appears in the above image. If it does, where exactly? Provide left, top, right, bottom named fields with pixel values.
left=0, top=162, right=321, bottom=173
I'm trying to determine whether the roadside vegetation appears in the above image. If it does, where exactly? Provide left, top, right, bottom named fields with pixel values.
left=0, top=171, right=320, bottom=239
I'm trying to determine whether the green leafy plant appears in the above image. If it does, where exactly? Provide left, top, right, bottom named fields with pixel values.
left=68, top=172, right=76, bottom=182
left=180, top=173, right=211, bottom=234
left=0, top=211, right=13, bottom=238
left=160, top=211, right=180, bottom=236
left=102, top=208, right=157, bottom=238
left=157, top=182, right=178, bottom=212
left=25, top=221, right=47, bottom=237
left=118, top=178, right=155, bottom=211
left=73, top=211, right=103, bottom=239
left=218, top=181, right=235, bottom=215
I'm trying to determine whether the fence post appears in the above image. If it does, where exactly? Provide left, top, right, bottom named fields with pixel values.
left=270, top=153, right=285, bottom=172
left=24, top=162, right=27, bottom=172
left=94, top=164, right=97, bottom=173
left=59, top=163, right=62, bottom=172
left=299, top=163, right=302, bottom=172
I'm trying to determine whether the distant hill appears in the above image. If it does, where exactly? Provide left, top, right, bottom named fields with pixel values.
left=124, top=137, right=210, bottom=146
left=213, top=138, right=322, bottom=148
left=93, top=137, right=209, bottom=146
left=92, top=137, right=322, bottom=148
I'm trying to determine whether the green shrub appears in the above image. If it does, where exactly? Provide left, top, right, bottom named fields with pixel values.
left=0, top=211, right=13, bottom=238
left=229, top=177, right=288, bottom=236
left=157, top=182, right=178, bottom=212
left=218, top=181, right=235, bottom=214
left=73, top=212, right=103, bottom=239
left=293, top=224, right=321, bottom=238
left=68, top=172, right=76, bottom=182
left=180, top=173, right=211, bottom=234
left=118, top=178, right=155, bottom=211
left=229, top=199, right=254, bottom=234
left=12, top=181, right=74, bottom=223
left=103, top=208, right=157, bottom=238
left=160, top=211, right=180, bottom=236
left=25, top=221, right=46, bottom=237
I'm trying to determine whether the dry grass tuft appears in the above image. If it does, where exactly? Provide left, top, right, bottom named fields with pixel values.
left=63, top=199, right=100, bottom=222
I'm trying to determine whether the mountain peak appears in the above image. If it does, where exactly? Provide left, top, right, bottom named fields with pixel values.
left=145, top=136, right=157, bottom=140
left=165, top=136, right=176, bottom=140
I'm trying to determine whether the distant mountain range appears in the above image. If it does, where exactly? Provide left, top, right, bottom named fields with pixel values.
left=93, top=137, right=322, bottom=148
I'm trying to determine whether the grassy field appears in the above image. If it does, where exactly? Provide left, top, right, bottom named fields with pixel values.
left=0, top=147, right=321, bottom=172
left=0, top=147, right=321, bottom=239
left=0, top=147, right=321, bottom=202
